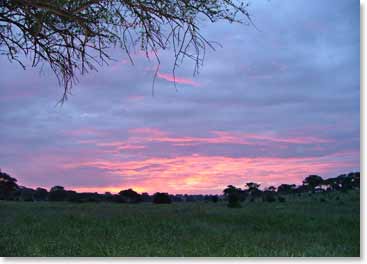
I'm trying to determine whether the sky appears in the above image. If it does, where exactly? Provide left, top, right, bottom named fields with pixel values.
left=0, top=0, right=360, bottom=194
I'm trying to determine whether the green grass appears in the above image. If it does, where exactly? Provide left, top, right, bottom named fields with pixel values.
left=0, top=191, right=360, bottom=257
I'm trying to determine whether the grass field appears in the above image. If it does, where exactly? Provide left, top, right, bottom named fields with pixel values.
left=0, top=191, right=360, bottom=257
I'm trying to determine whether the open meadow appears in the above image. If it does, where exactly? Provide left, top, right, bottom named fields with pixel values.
left=0, top=191, right=360, bottom=257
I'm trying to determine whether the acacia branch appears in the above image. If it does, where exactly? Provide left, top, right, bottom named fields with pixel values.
left=0, top=0, right=252, bottom=102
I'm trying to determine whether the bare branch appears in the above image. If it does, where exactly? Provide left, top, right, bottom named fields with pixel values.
left=0, top=0, right=252, bottom=102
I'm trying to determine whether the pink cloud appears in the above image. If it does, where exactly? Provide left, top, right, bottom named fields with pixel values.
left=54, top=127, right=357, bottom=194
left=75, top=127, right=333, bottom=154
left=110, top=58, right=130, bottom=71
left=66, top=151, right=357, bottom=194
left=16, top=127, right=356, bottom=194
left=157, top=72, right=200, bottom=87
left=129, top=128, right=331, bottom=146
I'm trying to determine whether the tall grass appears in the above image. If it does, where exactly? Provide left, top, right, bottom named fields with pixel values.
left=0, top=191, right=359, bottom=257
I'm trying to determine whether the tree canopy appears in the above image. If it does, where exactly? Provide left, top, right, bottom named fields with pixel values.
left=0, top=0, right=252, bottom=100
left=302, top=175, right=324, bottom=190
left=119, top=188, right=141, bottom=203
left=0, top=169, right=19, bottom=199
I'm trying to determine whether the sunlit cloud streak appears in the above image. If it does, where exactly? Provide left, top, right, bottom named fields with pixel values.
left=66, top=151, right=358, bottom=194
left=157, top=72, right=200, bottom=87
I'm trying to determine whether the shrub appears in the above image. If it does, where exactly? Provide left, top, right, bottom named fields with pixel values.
left=48, top=186, right=67, bottom=201
left=153, top=192, right=172, bottom=204
left=228, top=193, right=241, bottom=208
left=34, top=188, right=48, bottom=201
left=67, top=191, right=81, bottom=203
left=119, top=189, right=141, bottom=203
left=278, top=196, right=286, bottom=203
left=211, top=195, right=219, bottom=203
left=113, top=194, right=126, bottom=203
left=0, top=170, right=19, bottom=200
left=20, top=188, right=35, bottom=202
left=262, top=192, right=276, bottom=203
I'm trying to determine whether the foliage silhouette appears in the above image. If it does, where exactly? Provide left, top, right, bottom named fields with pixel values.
left=0, top=0, right=253, bottom=100
left=0, top=169, right=360, bottom=205
left=0, top=169, right=19, bottom=200
left=48, top=186, right=67, bottom=201
left=223, top=185, right=242, bottom=208
left=302, top=175, right=323, bottom=191
left=119, top=189, right=141, bottom=203
left=153, top=192, right=171, bottom=204
left=262, top=191, right=276, bottom=203
left=34, top=188, right=48, bottom=201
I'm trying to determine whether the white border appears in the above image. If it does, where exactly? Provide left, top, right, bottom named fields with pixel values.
left=0, top=1, right=365, bottom=263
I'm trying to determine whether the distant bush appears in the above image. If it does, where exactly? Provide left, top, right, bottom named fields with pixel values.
left=0, top=170, right=19, bottom=200
left=83, top=193, right=101, bottom=202
left=33, top=188, right=48, bottom=201
left=141, top=192, right=152, bottom=202
left=153, top=192, right=172, bottom=204
left=278, top=196, right=286, bottom=203
left=103, top=192, right=114, bottom=202
left=66, top=191, right=80, bottom=202
left=211, top=195, right=219, bottom=203
left=277, top=184, right=296, bottom=194
left=228, top=193, right=241, bottom=208
left=48, top=186, right=67, bottom=201
left=262, top=192, right=276, bottom=203
left=112, top=194, right=126, bottom=203
left=320, top=198, right=326, bottom=203
left=119, top=189, right=141, bottom=203
left=20, top=188, right=35, bottom=202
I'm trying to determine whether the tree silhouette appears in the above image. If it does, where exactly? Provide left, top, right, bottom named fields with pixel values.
left=245, top=182, right=262, bottom=200
left=34, top=187, right=48, bottom=201
left=302, top=175, right=324, bottom=192
left=0, top=170, right=19, bottom=200
left=211, top=195, right=219, bottom=203
left=19, top=187, right=35, bottom=201
left=223, top=185, right=241, bottom=208
left=336, top=173, right=360, bottom=192
left=0, top=0, right=252, bottom=100
left=277, top=184, right=296, bottom=194
left=262, top=186, right=276, bottom=202
left=119, top=188, right=141, bottom=203
left=262, top=191, right=276, bottom=203
left=245, top=182, right=260, bottom=191
left=141, top=192, right=151, bottom=202
left=153, top=192, right=171, bottom=204
left=48, top=185, right=67, bottom=201
left=0, top=170, right=360, bottom=204
left=223, top=185, right=240, bottom=197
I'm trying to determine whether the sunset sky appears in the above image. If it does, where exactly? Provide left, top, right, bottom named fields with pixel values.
left=0, top=0, right=360, bottom=194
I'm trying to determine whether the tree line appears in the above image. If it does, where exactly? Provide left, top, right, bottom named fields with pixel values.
left=223, top=173, right=360, bottom=208
left=0, top=169, right=360, bottom=206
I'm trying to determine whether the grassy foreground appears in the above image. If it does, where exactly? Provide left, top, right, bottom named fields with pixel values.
left=0, top=192, right=360, bottom=257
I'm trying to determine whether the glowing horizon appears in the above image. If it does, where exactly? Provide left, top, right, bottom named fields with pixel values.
left=5, top=126, right=359, bottom=195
